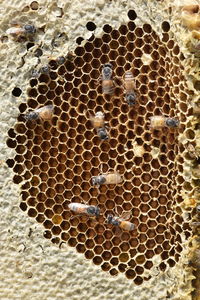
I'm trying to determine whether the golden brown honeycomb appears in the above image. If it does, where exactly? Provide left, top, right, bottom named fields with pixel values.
left=7, top=10, right=192, bottom=285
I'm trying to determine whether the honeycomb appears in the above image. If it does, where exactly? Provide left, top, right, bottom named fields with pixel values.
left=6, top=10, right=192, bottom=285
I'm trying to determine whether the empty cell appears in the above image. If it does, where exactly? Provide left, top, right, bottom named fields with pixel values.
left=27, top=206, right=38, bottom=218
left=101, top=251, right=111, bottom=261
left=61, top=220, right=70, bottom=232
left=155, top=234, right=165, bottom=244
left=38, top=84, right=49, bottom=94
left=141, top=173, right=151, bottom=183
left=145, top=249, right=154, bottom=260
left=51, top=225, right=61, bottom=235
left=166, top=39, right=174, bottom=49
left=156, top=224, right=166, bottom=234
left=20, top=201, right=27, bottom=211
left=68, top=238, right=77, bottom=247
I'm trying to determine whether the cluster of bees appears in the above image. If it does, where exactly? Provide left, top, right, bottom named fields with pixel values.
left=7, top=23, right=180, bottom=233
left=23, top=61, right=180, bottom=233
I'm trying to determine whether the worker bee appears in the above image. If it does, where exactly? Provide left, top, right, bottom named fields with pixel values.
left=6, top=24, right=36, bottom=41
left=66, top=51, right=75, bottom=61
left=149, top=115, right=179, bottom=129
left=100, top=63, right=115, bottom=95
left=68, top=203, right=100, bottom=217
left=181, top=5, right=200, bottom=31
left=89, top=111, right=105, bottom=128
left=25, top=105, right=54, bottom=122
left=185, top=143, right=200, bottom=159
left=96, top=127, right=109, bottom=140
left=56, top=56, right=65, bottom=65
left=92, top=170, right=123, bottom=186
left=48, top=56, right=65, bottom=65
left=123, top=71, right=137, bottom=106
left=106, top=211, right=135, bottom=231
left=196, top=205, right=200, bottom=213
left=87, top=111, right=109, bottom=140
left=39, top=65, right=50, bottom=74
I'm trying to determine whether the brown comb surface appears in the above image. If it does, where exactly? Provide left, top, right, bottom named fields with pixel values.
left=6, top=11, right=192, bottom=285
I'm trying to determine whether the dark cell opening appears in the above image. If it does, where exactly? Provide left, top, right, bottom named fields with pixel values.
left=6, top=159, right=15, bottom=168
left=26, top=42, right=35, bottom=50
left=76, top=37, right=84, bottom=45
left=12, top=87, right=22, bottom=97
left=162, top=21, right=170, bottom=32
left=34, top=48, right=43, bottom=57
left=86, top=21, right=96, bottom=31
left=128, top=10, right=137, bottom=20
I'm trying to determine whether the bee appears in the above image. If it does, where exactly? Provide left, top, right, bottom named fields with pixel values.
left=39, top=65, right=50, bottom=74
left=48, top=56, right=65, bottom=65
left=106, top=211, right=135, bottom=231
left=100, top=63, right=115, bottom=95
left=186, top=143, right=200, bottom=159
left=87, top=111, right=109, bottom=140
left=123, top=71, right=137, bottom=106
left=193, top=103, right=200, bottom=114
left=149, top=115, right=179, bottom=129
left=92, top=170, right=123, bottom=186
left=181, top=6, right=200, bottom=31
left=196, top=205, right=200, bottom=213
left=66, top=51, right=75, bottom=61
left=96, top=127, right=109, bottom=140
left=6, top=24, right=36, bottom=41
left=25, top=105, right=54, bottom=122
left=89, top=111, right=104, bottom=128
left=56, top=56, right=65, bottom=65
left=68, top=203, right=100, bottom=217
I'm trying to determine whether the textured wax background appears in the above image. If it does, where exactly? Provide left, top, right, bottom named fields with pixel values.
left=0, top=0, right=196, bottom=299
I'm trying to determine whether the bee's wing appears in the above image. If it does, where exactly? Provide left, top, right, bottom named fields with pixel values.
left=121, top=211, right=132, bottom=221
left=9, top=21, right=22, bottom=27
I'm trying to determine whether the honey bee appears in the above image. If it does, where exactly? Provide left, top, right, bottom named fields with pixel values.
left=100, top=63, right=115, bottom=95
left=106, top=211, right=135, bottom=231
left=56, top=56, right=65, bottom=65
left=123, top=71, right=137, bottom=106
left=92, top=170, right=123, bottom=186
left=6, top=24, right=36, bottom=41
left=25, top=105, right=54, bottom=122
left=39, top=65, right=50, bottom=74
left=186, top=143, right=200, bottom=159
left=196, top=205, right=200, bottom=213
left=68, top=203, right=100, bottom=217
left=66, top=51, right=75, bottom=61
left=181, top=5, right=200, bottom=31
left=89, top=111, right=104, bottom=128
left=149, top=115, right=179, bottom=129
left=87, top=111, right=109, bottom=140
left=48, top=56, right=65, bottom=65
left=96, top=127, right=109, bottom=140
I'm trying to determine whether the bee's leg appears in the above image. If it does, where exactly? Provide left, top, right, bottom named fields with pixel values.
left=100, top=163, right=104, bottom=174
left=70, top=214, right=79, bottom=220
left=94, top=76, right=102, bottom=86
left=84, top=109, right=92, bottom=120
left=59, top=241, right=66, bottom=249
left=113, top=76, right=123, bottom=88
left=146, top=118, right=153, bottom=131
left=121, top=211, right=132, bottom=221
left=104, top=124, right=110, bottom=130
left=91, top=216, right=99, bottom=226
left=114, top=206, right=119, bottom=215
